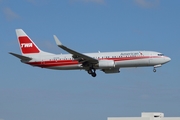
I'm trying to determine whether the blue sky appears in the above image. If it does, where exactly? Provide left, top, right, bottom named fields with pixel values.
left=0, top=0, right=180, bottom=120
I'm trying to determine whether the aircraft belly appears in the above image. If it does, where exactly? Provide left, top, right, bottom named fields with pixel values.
left=115, top=59, right=150, bottom=67
left=47, top=64, right=82, bottom=70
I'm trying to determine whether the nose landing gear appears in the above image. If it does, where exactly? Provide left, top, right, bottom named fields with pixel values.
left=153, top=64, right=162, bottom=73
left=153, top=68, right=156, bottom=72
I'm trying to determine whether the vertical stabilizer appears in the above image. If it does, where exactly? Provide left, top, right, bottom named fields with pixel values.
left=16, top=29, right=40, bottom=55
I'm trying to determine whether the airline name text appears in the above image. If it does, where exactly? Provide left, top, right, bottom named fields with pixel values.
left=120, top=52, right=140, bottom=56
left=21, top=43, right=33, bottom=48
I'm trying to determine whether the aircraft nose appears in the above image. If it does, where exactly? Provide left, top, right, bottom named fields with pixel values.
left=165, top=57, right=171, bottom=63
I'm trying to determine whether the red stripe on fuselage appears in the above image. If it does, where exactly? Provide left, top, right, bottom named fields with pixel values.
left=28, top=60, right=79, bottom=68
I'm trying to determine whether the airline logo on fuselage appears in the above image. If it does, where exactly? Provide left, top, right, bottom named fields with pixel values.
left=21, top=43, right=33, bottom=48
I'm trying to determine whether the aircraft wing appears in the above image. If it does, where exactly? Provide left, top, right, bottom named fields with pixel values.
left=9, top=52, right=32, bottom=61
left=53, top=35, right=98, bottom=64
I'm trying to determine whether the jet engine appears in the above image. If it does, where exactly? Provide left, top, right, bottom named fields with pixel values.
left=97, top=60, right=115, bottom=68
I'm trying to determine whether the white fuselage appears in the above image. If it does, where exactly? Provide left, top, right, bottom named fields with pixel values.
left=26, top=51, right=171, bottom=70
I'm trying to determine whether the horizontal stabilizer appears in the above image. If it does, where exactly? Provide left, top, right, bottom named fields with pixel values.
left=9, top=52, right=32, bottom=61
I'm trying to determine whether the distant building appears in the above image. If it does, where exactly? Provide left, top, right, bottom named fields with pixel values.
left=108, top=112, right=180, bottom=120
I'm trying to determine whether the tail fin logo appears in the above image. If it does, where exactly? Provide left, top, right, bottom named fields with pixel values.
left=21, top=43, right=33, bottom=48
left=18, top=36, right=40, bottom=54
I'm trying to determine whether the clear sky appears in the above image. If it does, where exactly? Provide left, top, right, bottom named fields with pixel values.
left=0, top=0, right=180, bottom=120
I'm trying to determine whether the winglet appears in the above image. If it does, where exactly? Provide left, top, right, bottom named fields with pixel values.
left=53, top=35, right=62, bottom=46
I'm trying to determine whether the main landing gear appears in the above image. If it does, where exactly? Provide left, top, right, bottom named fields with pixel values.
left=88, top=68, right=97, bottom=77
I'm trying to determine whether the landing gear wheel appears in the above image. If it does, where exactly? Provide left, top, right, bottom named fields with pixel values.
left=87, top=67, right=97, bottom=77
left=91, top=73, right=97, bottom=77
left=153, top=68, right=156, bottom=72
left=88, top=69, right=92, bottom=74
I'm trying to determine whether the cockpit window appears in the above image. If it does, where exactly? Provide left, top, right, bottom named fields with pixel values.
left=158, top=54, right=164, bottom=56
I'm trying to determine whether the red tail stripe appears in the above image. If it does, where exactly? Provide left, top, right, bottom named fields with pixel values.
left=19, top=36, right=40, bottom=54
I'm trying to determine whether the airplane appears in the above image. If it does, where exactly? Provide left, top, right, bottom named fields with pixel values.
left=9, top=29, right=171, bottom=77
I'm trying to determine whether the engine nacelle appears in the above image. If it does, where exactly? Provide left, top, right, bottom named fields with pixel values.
left=97, top=60, right=115, bottom=68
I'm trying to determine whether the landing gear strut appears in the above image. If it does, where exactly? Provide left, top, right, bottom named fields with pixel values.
left=88, top=68, right=97, bottom=77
